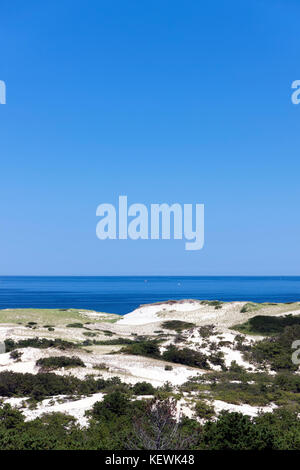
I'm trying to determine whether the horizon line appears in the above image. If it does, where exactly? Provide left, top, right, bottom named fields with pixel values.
left=1, top=275, right=300, bottom=278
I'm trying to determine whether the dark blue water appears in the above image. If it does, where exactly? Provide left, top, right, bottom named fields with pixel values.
left=0, top=276, right=300, bottom=315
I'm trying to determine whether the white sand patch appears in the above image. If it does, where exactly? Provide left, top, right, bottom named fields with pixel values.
left=117, top=306, right=162, bottom=325
left=93, top=355, right=203, bottom=386
left=273, top=309, right=300, bottom=317
left=0, top=348, right=45, bottom=374
left=0, top=326, right=23, bottom=342
left=0, top=351, right=12, bottom=367
left=118, top=299, right=300, bottom=330
left=0, top=351, right=36, bottom=373
left=118, top=301, right=201, bottom=326
left=0, top=360, right=38, bottom=374
left=4, top=393, right=105, bottom=427
left=4, top=397, right=26, bottom=407
left=221, top=348, right=252, bottom=369
left=128, top=364, right=198, bottom=386
left=79, top=311, right=118, bottom=320
left=176, top=398, right=195, bottom=420
left=182, top=329, right=254, bottom=371
left=211, top=399, right=277, bottom=418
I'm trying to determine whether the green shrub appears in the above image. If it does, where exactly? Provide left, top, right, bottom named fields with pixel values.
left=0, top=370, right=124, bottom=400
left=101, top=330, right=114, bottom=337
left=92, top=338, right=133, bottom=346
left=234, top=314, right=300, bottom=335
left=121, top=340, right=161, bottom=359
left=198, top=325, right=215, bottom=338
left=161, top=320, right=195, bottom=333
left=91, top=391, right=131, bottom=419
left=4, top=337, right=78, bottom=352
left=36, top=356, right=85, bottom=370
left=162, top=345, right=210, bottom=369
left=200, top=300, right=223, bottom=307
left=209, top=351, right=225, bottom=369
left=195, top=400, right=215, bottom=420
left=247, top=325, right=300, bottom=371
left=9, top=350, right=23, bottom=361
left=132, top=382, right=155, bottom=395
left=240, top=302, right=261, bottom=314
left=203, top=411, right=257, bottom=450
left=93, top=363, right=109, bottom=371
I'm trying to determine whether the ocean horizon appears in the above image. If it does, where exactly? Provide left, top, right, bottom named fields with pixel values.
left=0, top=276, right=300, bottom=315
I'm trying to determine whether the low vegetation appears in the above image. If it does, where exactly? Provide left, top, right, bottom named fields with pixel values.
left=1, top=396, right=300, bottom=449
left=120, top=339, right=212, bottom=369
left=66, top=323, right=85, bottom=328
left=0, top=371, right=124, bottom=400
left=0, top=308, right=119, bottom=326
left=240, top=302, right=263, bottom=314
left=2, top=303, right=300, bottom=450
left=4, top=338, right=78, bottom=352
left=161, top=320, right=195, bottom=332
left=234, top=314, right=300, bottom=335
left=245, top=324, right=300, bottom=371
left=200, top=300, right=223, bottom=309
left=36, top=356, right=85, bottom=370
left=162, top=345, right=210, bottom=369
left=120, top=340, right=161, bottom=359
left=198, top=324, right=215, bottom=338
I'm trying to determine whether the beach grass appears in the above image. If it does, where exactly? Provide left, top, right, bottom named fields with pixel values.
left=0, top=308, right=119, bottom=326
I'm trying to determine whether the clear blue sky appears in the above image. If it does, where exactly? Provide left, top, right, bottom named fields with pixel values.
left=1, top=0, right=300, bottom=275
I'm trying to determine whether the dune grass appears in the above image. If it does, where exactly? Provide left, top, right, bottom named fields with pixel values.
left=0, top=308, right=119, bottom=326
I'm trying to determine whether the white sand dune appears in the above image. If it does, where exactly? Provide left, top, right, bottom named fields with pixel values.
left=117, top=300, right=204, bottom=326
left=4, top=393, right=104, bottom=427
left=2, top=299, right=299, bottom=424
left=211, top=400, right=277, bottom=418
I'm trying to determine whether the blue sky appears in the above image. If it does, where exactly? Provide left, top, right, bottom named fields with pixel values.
left=1, top=0, right=300, bottom=275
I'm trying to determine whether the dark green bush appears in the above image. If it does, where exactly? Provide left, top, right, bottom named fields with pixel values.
left=195, top=400, right=215, bottom=420
left=93, top=338, right=134, bottom=346
left=132, top=382, right=155, bottom=395
left=9, top=350, right=23, bottom=361
left=121, top=340, right=160, bottom=359
left=198, top=325, right=215, bottom=338
left=235, top=314, right=300, bottom=335
left=91, top=391, right=131, bottom=420
left=203, top=411, right=257, bottom=450
left=247, top=325, right=300, bottom=371
left=36, top=356, right=85, bottom=370
left=4, top=337, right=78, bottom=352
left=162, top=345, right=210, bottom=369
left=161, top=320, right=195, bottom=333
left=0, top=371, right=125, bottom=400
left=200, top=300, right=223, bottom=307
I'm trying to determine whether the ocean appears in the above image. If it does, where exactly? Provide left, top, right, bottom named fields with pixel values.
left=0, top=276, right=300, bottom=315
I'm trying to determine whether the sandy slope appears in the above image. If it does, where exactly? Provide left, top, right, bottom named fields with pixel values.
left=116, top=299, right=300, bottom=330
left=1, top=299, right=299, bottom=424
